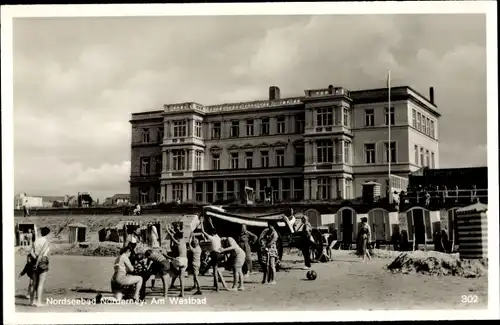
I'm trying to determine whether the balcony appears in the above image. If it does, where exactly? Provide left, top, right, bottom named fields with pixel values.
left=193, top=166, right=303, bottom=179
left=130, top=173, right=161, bottom=183
left=162, top=137, right=205, bottom=147
left=304, top=125, right=353, bottom=137
left=304, top=163, right=352, bottom=174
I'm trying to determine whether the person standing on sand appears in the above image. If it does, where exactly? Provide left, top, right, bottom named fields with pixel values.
left=200, top=219, right=228, bottom=292
left=220, top=237, right=246, bottom=291
left=259, top=221, right=279, bottom=285
left=166, top=225, right=187, bottom=297
left=357, top=217, right=372, bottom=262
left=25, top=229, right=33, bottom=247
left=295, top=215, right=313, bottom=270
left=188, top=233, right=203, bottom=295
left=150, top=225, right=160, bottom=248
left=237, top=224, right=258, bottom=276
left=29, top=227, right=51, bottom=306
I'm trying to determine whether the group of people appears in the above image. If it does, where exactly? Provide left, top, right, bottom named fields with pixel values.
left=18, top=228, right=34, bottom=246
left=17, top=210, right=318, bottom=305
left=108, top=212, right=312, bottom=302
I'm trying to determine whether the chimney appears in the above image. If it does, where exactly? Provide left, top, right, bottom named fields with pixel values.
left=429, top=87, right=435, bottom=104
left=269, top=86, right=281, bottom=100
left=328, top=85, right=334, bottom=94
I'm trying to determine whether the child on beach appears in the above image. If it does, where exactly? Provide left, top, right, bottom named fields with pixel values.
left=220, top=237, right=246, bottom=291
left=144, top=249, right=173, bottom=299
left=166, top=225, right=187, bottom=297
left=200, top=219, right=228, bottom=291
left=188, top=233, right=203, bottom=295
left=18, top=254, right=35, bottom=300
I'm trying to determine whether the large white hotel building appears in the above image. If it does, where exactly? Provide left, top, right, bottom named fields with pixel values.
left=129, top=85, right=440, bottom=205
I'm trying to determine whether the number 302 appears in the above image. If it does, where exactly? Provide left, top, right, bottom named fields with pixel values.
left=461, top=295, right=479, bottom=303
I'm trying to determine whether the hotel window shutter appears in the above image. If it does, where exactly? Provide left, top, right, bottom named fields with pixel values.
left=424, top=211, right=432, bottom=241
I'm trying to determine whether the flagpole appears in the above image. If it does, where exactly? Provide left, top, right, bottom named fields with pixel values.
left=388, top=70, right=392, bottom=204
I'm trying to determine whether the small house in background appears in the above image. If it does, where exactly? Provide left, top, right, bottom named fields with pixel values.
left=111, top=194, right=130, bottom=206
left=103, top=197, right=113, bottom=206
left=15, top=222, right=38, bottom=246
left=14, top=193, right=44, bottom=209
left=40, top=195, right=66, bottom=208
left=68, top=222, right=88, bottom=244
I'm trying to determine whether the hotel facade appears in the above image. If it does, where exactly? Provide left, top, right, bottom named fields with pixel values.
left=129, top=85, right=440, bottom=205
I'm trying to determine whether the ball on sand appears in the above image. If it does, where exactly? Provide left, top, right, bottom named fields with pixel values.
left=306, top=270, right=317, bottom=280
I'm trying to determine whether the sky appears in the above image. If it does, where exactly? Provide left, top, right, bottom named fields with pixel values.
left=12, top=14, right=487, bottom=201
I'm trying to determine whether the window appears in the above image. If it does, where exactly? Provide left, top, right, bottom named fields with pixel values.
left=195, top=121, right=202, bottom=138
left=157, top=127, right=164, bottom=142
left=412, top=109, right=417, bottom=128
left=384, top=106, right=395, bottom=125
left=173, top=120, right=187, bottom=138
left=343, top=107, right=349, bottom=127
left=215, top=180, right=224, bottom=201
left=294, top=146, right=304, bottom=166
left=139, top=188, right=149, bottom=204
left=141, top=128, right=150, bottom=143
left=206, top=182, right=213, bottom=203
left=282, top=178, right=291, bottom=202
left=344, top=142, right=350, bottom=164
left=140, top=157, right=150, bottom=175
left=425, top=149, right=430, bottom=167
left=172, top=183, right=183, bottom=201
left=227, top=181, right=235, bottom=200
left=230, top=152, right=239, bottom=169
left=365, top=143, right=376, bottom=164
left=261, top=151, right=269, bottom=167
left=431, top=152, right=435, bottom=168
left=317, top=177, right=330, bottom=200
left=156, top=187, right=161, bottom=203
left=317, top=140, right=333, bottom=163
left=384, top=141, right=397, bottom=163
left=230, top=120, right=240, bottom=138
left=195, top=150, right=202, bottom=171
left=423, top=117, right=428, bottom=135
left=212, top=122, right=221, bottom=139
left=417, top=112, right=422, bottom=131
left=245, top=152, right=253, bottom=169
left=316, top=107, right=333, bottom=127
left=430, top=120, right=435, bottom=138
left=420, top=147, right=424, bottom=166
left=155, top=155, right=162, bottom=174
left=293, top=177, right=304, bottom=201
left=345, top=179, right=353, bottom=200
left=414, top=145, right=419, bottom=165
left=276, top=149, right=285, bottom=167
left=246, top=120, right=254, bottom=136
left=172, top=149, right=186, bottom=171
left=212, top=153, right=220, bottom=170
left=195, top=182, right=203, bottom=202
left=277, top=116, right=286, bottom=134
left=295, top=113, right=305, bottom=133
left=258, top=179, right=267, bottom=201
left=365, top=109, right=374, bottom=127
left=261, top=118, right=270, bottom=135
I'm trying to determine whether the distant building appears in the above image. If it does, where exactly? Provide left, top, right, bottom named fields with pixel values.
left=130, top=85, right=440, bottom=204
left=111, top=194, right=130, bottom=206
left=14, top=193, right=43, bottom=209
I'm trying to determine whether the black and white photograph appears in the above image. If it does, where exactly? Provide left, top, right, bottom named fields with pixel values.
left=2, top=2, right=498, bottom=324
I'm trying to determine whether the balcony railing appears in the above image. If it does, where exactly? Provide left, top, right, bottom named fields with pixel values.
left=401, top=188, right=488, bottom=206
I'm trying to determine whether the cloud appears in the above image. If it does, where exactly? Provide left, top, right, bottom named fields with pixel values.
left=12, top=14, right=487, bottom=200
